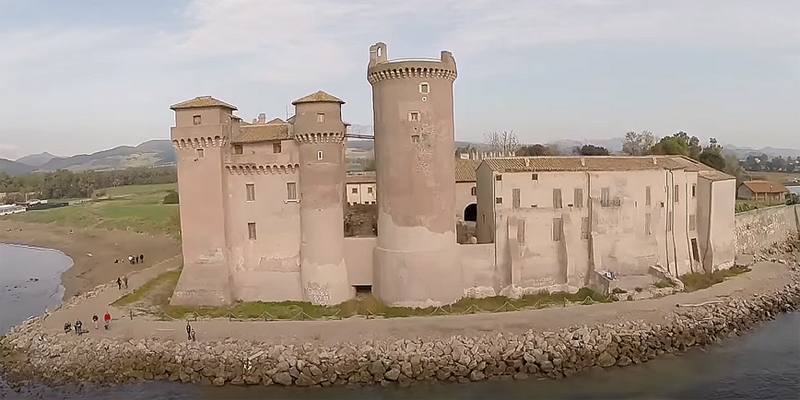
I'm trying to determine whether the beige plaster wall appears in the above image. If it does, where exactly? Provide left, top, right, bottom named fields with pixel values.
left=735, top=204, right=800, bottom=255
left=346, top=183, right=377, bottom=205
left=456, top=181, right=476, bottom=221
left=343, top=237, right=376, bottom=286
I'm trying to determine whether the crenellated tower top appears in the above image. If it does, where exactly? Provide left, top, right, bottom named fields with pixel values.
left=367, top=42, right=457, bottom=84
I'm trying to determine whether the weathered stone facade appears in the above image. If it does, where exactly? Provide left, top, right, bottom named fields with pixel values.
left=735, top=205, right=800, bottom=255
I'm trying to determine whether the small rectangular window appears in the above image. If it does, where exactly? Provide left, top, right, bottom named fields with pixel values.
left=645, top=213, right=652, bottom=235
left=517, top=220, right=525, bottom=244
left=495, top=197, right=502, bottom=204
left=316, top=113, right=325, bottom=123
left=286, top=182, right=297, bottom=200
left=689, top=214, right=697, bottom=231
left=512, top=188, right=521, bottom=209
left=352, top=187, right=358, bottom=194
left=367, top=187, right=373, bottom=194
left=245, top=183, right=255, bottom=201
left=196, top=148, right=204, bottom=159
left=317, top=151, right=323, bottom=160
left=233, top=144, right=243, bottom=155
left=409, top=111, right=420, bottom=122
left=601, top=187, right=610, bottom=207
left=574, top=188, right=583, bottom=208
left=470, top=186, right=476, bottom=196
left=247, top=222, right=257, bottom=240
left=674, top=185, right=680, bottom=203
left=692, top=184, right=697, bottom=198
left=273, top=142, right=282, bottom=153
left=419, top=82, right=430, bottom=94
left=531, top=173, right=538, bottom=181
left=553, top=189, right=562, bottom=209
left=646, top=186, right=651, bottom=206
left=495, top=174, right=502, bottom=181
left=552, top=218, right=563, bottom=242
left=411, top=134, right=420, bottom=143
left=193, top=115, right=201, bottom=125
left=581, top=217, right=590, bottom=239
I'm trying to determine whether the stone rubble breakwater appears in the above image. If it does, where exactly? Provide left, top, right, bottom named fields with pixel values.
left=2, top=270, right=798, bottom=390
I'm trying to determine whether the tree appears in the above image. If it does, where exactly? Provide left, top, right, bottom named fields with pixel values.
left=649, top=131, right=701, bottom=158
left=517, top=144, right=560, bottom=156
left=484, top=130, right=519, bottom=154
left=622, top=130, right=657, bottom=156
left=698, top=137, right=726, bottom=171
left=575, top=144, right=610, bottom=156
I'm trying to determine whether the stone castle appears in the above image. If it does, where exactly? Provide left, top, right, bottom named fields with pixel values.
left=169, top=43, right=737, bottom=307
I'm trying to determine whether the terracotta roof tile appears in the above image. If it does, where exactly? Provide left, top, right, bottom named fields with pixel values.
left=741, top=180, right=788, bottom=194
left=455, top=158, right=480, bottom=182
left=232, top=124, right=290, bottom=143
left=292, top=91, right=345, bottom=105
left=170, top=96, right=237, bottom=110
left=346, top=172, right=376, bottom=184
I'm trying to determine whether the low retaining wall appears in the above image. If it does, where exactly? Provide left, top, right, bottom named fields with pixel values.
left=735, top=205, right=799, bottom=255
left=2, top=272, right=798, bottom=388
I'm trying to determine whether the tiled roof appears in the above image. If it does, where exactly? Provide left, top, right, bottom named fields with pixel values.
left=698, top=169, right=735, bottom=182
left=481, top=155, right=734, bottom=179
left=232, top=124, right=290, bottom=143
left=170, top=96, right=237, bottom=110
left=346, top=172, right=376, bottom=184
left=741, top=180, right=788, bottom=194
left=455, top=158, right=480, bottom=182
left=266, top=118, right=285, bottom=124
left=292, top=91, right=345, bottom=105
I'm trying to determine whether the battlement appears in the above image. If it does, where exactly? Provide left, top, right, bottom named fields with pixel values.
left=293, top=131, right=346, bottom=144
left=367, top=42, right=457, bottom=84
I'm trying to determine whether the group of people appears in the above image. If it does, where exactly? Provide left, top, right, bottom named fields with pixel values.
left=112, top=254, right=145, bottom=265
left=117, top=275, right=128, bottom=290
left=64, top=311, right=112, bottom=335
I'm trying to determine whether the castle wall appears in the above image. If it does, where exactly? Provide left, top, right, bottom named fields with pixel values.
left=735, top=204, right=800, bottom=255
left=344, top=237, right=376, bottom=287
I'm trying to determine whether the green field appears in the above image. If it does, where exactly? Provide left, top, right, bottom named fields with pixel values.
left=3, top=183, right=180, bottom=237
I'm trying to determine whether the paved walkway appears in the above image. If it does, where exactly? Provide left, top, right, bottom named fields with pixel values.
left=41, top=258, right=795, bottom=346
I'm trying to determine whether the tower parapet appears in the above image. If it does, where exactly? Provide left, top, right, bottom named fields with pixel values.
left=367, top=43, right=462, bottom=306
left=292, top=91, right=352, bottom=305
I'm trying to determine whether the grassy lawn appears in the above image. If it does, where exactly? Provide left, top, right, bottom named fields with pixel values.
left=133, top=285, right=609, bottom=321
left=3, top=183, right=180, bottom=237
left=679, top=265, right=750, bottom=292
left=113, top=270, right=182, bottom=307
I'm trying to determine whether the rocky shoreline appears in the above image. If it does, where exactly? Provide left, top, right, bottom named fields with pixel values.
left=2, top=265, right=798, bottom=390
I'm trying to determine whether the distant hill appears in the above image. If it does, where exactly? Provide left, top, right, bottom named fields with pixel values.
left=0, top=159, right=35, bottom=176
left=15, top=152, right=59, bottom=167
left=723, top=144, right=800, bottom=159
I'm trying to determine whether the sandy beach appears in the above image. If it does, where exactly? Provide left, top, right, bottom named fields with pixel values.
left=0, top=220, right=180, bottom=301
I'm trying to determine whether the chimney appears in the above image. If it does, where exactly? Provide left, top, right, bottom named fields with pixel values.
left=652, top=156, right=658, bottom=165
left=580, top=157, right=586, bottom=167
left=257, top=113, right=266, bottom=124
left=525, top=158, right=530, bottom=167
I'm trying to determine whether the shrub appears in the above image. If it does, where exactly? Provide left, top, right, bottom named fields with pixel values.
left=163, top=190, right=179, bottom=204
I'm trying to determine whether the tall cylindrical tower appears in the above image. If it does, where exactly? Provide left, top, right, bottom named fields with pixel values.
left=292, top=91, right=352, bottom=305
left=367, top=42, right=462, bottom=306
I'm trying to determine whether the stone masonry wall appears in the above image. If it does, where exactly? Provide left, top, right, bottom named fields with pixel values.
left=735, top=205, right=800, bottom=255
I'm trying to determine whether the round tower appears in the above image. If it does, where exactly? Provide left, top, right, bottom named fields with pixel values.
left=367, top=42, right=462, bottom=306
left=292, top=91, right=352, bottom=305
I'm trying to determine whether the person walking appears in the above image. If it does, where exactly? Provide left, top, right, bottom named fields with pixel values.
left=103, top=311, right=111, bottom=330
left=140, top=254, right=144, bottom=263
left=186, top=321, right=192, bottom=340
left=123, top=275, right=128, bottom=289
left=92, top=314, right=99, bottom=330
left=117, top=277, right=122, bottom=290
left=128, top=255, right=133, bottom=264
left=74, top=320, right=83, bottom=335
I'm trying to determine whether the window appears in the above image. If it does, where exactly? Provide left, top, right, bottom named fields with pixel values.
left=517, top=220, right=525, bottom=244
left=193, top=115, right=201, bottom=125
left=409, top=111, right=420, bottom=122
left=273, top=142, right=282, bottom=153
left=471, top=186, right=477, bottom=196
left=692, top=184, right=697, bottom=198
left=512, top=188, right=521, bottom=209
left=419, top=82, right=430, bottom=94
left=233, top=144, right=243, bottom=155
left=286, top=182, right=298, bottom=200
left=411, top=134, right=420, bottom=143
left=532, top=173, right=538, bottom=181
left=367, top=187, right=373, bottom=194
left=245, top=184, right=255, bottom=201
left=646, top=186, right=651, bottom=206
left=316, top=113, right=325, bottom=123
left=317, top=151, right=323, bottom=160
left=196, top=148, right=204, bottom=159
left=601, top=187, right=610, bottom=207
left=689, top=214, right=697, bottom=231
left=247, top=222, right=257, bottom=240
left=495, top=197, right=503, bottom=204
left=552, top=218, right=563, bottom=241
left=581, top=217, right=590, bottom=239
left=574, top=188, right=583, bottom=208
left=495, top=174, right=502, bottom=181
left=645, top=213, right=652, bottom=235
left=553, top=189, right=562, bottom=209
left=352, top=187, right=358, bottom=194
left=674, top=185, right=680, bottom=203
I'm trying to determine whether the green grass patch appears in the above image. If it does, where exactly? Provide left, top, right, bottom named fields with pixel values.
left=161, top=287, right=610, bottom=321
left=679, top=265, right=751, bottom=292
left=113, top=270, right=182, bottom=307
left=4, top=183, right=180, bottom=237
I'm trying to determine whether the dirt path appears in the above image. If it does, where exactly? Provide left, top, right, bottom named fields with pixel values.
left=0, top=221, right=180, bottom=301
left=38, top=254, right=795, bottom=346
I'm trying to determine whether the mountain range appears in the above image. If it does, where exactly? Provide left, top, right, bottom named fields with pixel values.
left=1, top=131, right=798, bottom=176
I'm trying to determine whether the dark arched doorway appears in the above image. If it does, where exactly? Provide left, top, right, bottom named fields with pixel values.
left=464, top=203, right=477, bottom=222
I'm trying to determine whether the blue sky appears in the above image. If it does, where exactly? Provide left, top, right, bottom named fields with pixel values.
left=0, top=0, right=797, bottom=159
